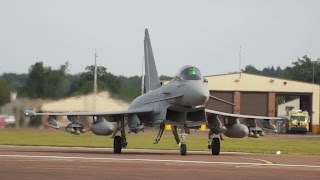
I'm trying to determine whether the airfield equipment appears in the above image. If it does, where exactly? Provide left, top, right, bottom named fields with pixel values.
left=285, top=109, right=310, bottom=133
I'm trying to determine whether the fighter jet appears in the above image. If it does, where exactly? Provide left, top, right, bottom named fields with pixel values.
left=24, top=29, right=280, bottom=156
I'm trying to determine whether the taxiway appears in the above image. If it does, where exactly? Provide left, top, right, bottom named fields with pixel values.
left=0, top=145, right=319, bottom=180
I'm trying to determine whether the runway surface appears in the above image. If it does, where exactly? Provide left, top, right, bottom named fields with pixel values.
left=0, top=145, right=319, bottom=180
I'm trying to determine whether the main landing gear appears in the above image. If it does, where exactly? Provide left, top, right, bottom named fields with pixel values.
left=113, top=136, right=123, bottom=154
left=112, top=121, right=222, bottom=156
left=113, top=117, right=128, bottom=154
left=208, top=130, right=221, bottom=155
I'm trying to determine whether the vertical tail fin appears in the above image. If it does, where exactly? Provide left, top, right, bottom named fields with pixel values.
left=144, top=28, right=161, bottom=92
left=141, top=57, right=145, bottom=95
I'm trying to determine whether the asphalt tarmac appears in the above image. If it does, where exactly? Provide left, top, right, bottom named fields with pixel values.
left=0, top=145, right=319, bottom=180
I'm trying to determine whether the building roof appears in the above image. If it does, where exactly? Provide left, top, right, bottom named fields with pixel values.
left=205, top=72, right=320, bottom=93
left=205, top=72, right=320, bottom=86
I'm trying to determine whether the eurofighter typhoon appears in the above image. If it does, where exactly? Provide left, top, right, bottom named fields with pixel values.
left=25, top=29, right=280, bottom=156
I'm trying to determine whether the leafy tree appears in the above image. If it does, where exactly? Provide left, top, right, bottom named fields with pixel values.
left=1, top=73, right=27, bottom=90
left=117, top=75, right=141, bottom=102
left=160, top=75, right=173, bottom=81
left=262, top=66, right=275, bottom=77
left=0, top=77, right=11, bottom=106
left=244, top=65, right=261, bottom=75
left=244, top=65, right=284, bottom=78
left=284, top=55, right=320, bottom=83
left=244, top=55, right=320, bottom=84
left=275, top=66, right=284, bottom=78
left=22, top=62, right=68, bottom=98
left=69, top=65, right=120, bottom=96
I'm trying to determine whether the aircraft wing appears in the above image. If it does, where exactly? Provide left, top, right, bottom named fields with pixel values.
left=205, top=109, right=282, bottom=120
left=205, top=109, right=282, bottom=135
left=24, top=108, right=154, bottom=117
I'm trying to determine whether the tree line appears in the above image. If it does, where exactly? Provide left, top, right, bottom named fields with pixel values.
left=0, top=62, right=142, bottom=106
left=244, top=55, right=320, bottom=83
left=0, top=55, right=319, bottom=107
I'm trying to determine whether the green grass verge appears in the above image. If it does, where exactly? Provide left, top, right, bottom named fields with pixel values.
left=0, top=129, right=319, bottom=155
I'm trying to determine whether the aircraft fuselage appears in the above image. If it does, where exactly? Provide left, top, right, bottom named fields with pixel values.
left=128, top=69, right=209, bottom=129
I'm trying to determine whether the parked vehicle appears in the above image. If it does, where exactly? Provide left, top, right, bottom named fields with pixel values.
left=0, top=117, right=5, bottom=127
left=280, top=109, right=310, bottom=133
left=0, top=115, right=16, bottom=125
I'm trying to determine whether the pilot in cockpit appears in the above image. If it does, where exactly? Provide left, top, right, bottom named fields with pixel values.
left=175, top=66, right=203, bottom=81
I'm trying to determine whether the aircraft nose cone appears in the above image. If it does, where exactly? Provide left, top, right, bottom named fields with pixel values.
left=182, top=81, right=209, bottom=107
left=196, top=90, right=209, bottom=104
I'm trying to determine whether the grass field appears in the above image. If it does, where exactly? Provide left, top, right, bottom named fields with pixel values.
left=0, top=128, right=319, bottom=155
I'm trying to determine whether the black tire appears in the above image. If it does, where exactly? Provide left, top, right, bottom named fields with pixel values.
left=180, top=144, right=187, bottom=156
left=211, top=138, right=220, bottom=155
left=114, top=136, right=122, bottom=154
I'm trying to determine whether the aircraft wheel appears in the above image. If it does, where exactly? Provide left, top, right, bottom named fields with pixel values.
left=211, top=138, right=220, bottom=155
left=114, top=136, right=122, bottom=154
left=180, top=144, right=187, bottom=156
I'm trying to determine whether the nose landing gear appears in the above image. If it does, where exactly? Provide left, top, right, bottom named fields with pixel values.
left=172, top=126, right=189, bottom=156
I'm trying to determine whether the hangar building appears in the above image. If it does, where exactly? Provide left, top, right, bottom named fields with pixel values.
left=205, top=72, right=320, bottom=134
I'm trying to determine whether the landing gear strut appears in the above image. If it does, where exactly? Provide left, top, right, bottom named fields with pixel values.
left=154, top=123, right=165, bottom=144
left=172, top=126, right=189, bottom=156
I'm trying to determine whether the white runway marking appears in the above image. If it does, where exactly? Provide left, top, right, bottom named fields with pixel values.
left=0, top=145, right=251, bottom=155
left=0, top=154, right=320, bottom=169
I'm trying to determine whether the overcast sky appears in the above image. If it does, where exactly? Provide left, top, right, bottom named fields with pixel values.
left=0, top=0, right=319, bottom=77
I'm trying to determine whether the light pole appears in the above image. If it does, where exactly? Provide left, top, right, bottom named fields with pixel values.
left=93, top=51, right=98, bottom=94
left=312, top=59, right=319, bottom=84
left=312, top=61, right=315, bottom=83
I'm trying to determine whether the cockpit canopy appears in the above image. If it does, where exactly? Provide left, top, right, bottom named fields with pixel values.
left=176, top=66, right=203, bottom=80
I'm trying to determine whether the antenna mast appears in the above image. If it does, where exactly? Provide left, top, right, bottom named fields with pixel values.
left=238, top=45, right=242, bottom=78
